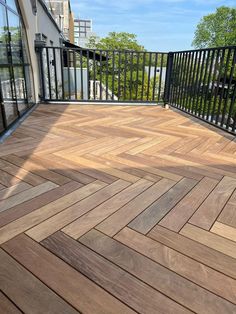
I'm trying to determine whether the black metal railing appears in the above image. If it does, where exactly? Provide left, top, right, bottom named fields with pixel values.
left=38, top=47, right=168, bottom=103
left=37, top=45, right=236, bottom=135
left=167, top=46, right=236, bottom=134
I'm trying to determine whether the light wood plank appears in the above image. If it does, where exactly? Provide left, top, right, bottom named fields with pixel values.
left=115, top=227, right=236, bottom=304
left=26, top=180, right=129, bottom=241
left=149, top=225, right=236, bottom=279
left=0, top=181, right=58, bottom=213
left=0, top=181, right=82, bottom=228
left=180, top=223, right=236, bottom=258
left=189, top=176, right=236, bottom=230
left=62, top=179, right=153, bottom=239
left=211, top=221, right=236, bottom=242
left=0, top=181, right=106, bottom=244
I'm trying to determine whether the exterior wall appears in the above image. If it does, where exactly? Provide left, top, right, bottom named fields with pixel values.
left=69, top=10, right=74, bottom=43
left=17, top=0, right=62, bottom=102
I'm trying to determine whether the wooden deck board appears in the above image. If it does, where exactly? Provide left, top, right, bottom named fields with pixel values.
left=0, top=104, right=236, bottom=313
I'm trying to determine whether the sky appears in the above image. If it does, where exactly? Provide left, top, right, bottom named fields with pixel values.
left=70, top=0, right=235, bottom=52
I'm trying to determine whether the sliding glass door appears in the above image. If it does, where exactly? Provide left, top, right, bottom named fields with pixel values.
left=0, top=0, right=33, bottom=134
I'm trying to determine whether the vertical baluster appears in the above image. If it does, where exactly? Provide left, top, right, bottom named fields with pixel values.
left=135, top=52, right=140, bottom=100
left=80, top=50, right=84, bottom=100
left=152, top=53, right=158, bottom=102
left=73, top=50, right=77, bottom=100
left=53, top=48, right=58, bottom=100
left=141, top=52, right=146, bottom=101
left=147, top=52, right=152, bottom=101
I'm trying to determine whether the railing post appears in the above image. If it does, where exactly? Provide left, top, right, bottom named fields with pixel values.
left=164, top=51, right=174, bottom=106
left=0, top=79, right=7, bottom=131
left=35, top=37, right=46, bottom=101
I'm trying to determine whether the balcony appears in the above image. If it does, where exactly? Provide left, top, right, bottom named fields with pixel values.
left=0, top=102, right=236, bottom=313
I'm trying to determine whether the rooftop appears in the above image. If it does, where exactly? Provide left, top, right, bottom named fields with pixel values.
left=0, top=104, right=235, bottom=313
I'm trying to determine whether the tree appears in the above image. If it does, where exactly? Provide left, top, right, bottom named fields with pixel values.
left=86, top=32, right=165, bottom=101
left=192, top=6, right=236, bottom=48
left=87, top=32, right=145, bottom=51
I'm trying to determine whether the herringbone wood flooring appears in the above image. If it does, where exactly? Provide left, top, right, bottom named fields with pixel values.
left=0, top=104, right=236, bottom=313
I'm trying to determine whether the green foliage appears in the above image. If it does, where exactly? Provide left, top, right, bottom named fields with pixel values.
left=86, top=32, right=165, bottom=101
left=192, top=6, right=236, bottom=48
left=87, top=32, right=145, bottom=51
left=170, top=50, right=236, bottom=122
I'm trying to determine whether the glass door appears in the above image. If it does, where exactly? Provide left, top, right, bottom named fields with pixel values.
left=0, top=2, right=19, bottom=127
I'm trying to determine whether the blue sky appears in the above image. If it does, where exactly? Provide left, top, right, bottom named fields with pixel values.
left=71, top=0, right=235, bottom=51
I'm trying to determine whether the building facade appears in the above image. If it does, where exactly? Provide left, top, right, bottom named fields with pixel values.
left=0, top=0, right=63, bottom=136
left=45, top=0, right=74, bottom=43
left=74, top=18, right=98, bottom=48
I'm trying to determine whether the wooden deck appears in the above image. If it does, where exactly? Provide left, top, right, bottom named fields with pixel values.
left=0, top=104, right=236, bottom=313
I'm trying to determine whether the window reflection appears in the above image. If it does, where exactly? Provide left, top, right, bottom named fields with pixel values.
left=8, top=10, right=22, bottom=64
left=5, top=0, right=17, bottom=12
left=0, top=67, right=18, bottom=126
left=0, top=0, right=34, bottom=133
left=0, top=4, right=8, bottom=64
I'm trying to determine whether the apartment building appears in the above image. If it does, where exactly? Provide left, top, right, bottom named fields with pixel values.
left=74, top=18, right=99, bottom=47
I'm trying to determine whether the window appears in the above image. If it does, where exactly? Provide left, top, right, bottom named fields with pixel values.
left=0, top=0, right=34, bottom=133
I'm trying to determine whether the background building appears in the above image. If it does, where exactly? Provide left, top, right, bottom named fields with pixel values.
left=45, top=0, right=74, bottom=43
left=74, top=18, right=98, bottom=47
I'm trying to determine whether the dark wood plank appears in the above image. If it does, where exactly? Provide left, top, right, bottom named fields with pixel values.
left=0, top=292, right=22, bottom=314
left=42, top=231, right=189, bottom=314
left=0, top=158, right=47, bottom=186
left=62, top=179, right=152, bottom=239
left=0, top=182, right=31, bottom=201
left=0, top=181, right=82, bottom=228
left=0, top=169, right=21, bottom=187
left=0, top=249, right=79, bottom=314
left=115, top=227, right=236, bottom=304
left=218, top=190, right=236, bottom=228
left=159, top=177, right=218, bottom=232
left=0, top=184, right=6, bottom=190
left=27, top=179, right=130, bottom=242
left=128, top=177, right=197, bottom=234
left=79, top=229, right=236, bottom=314
left=119, top=152, right=183, bottom=181
left=2, top=234, right=134, bottom=314
left=2, top=155, right=71, bottom=186
left=148, top=225, right=236, bottom=279
left=22, top=154, right=96, bottom=185
left=96, top=178, right=176, bottom=237
left=48, top=153, right=118, bottom=184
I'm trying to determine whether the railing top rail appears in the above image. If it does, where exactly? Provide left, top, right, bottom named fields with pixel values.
left=42, top=46, right=168, bottom=54
left=42, top=45, right=236, bottom=55
left=172, top=45, right=236, bottom=54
